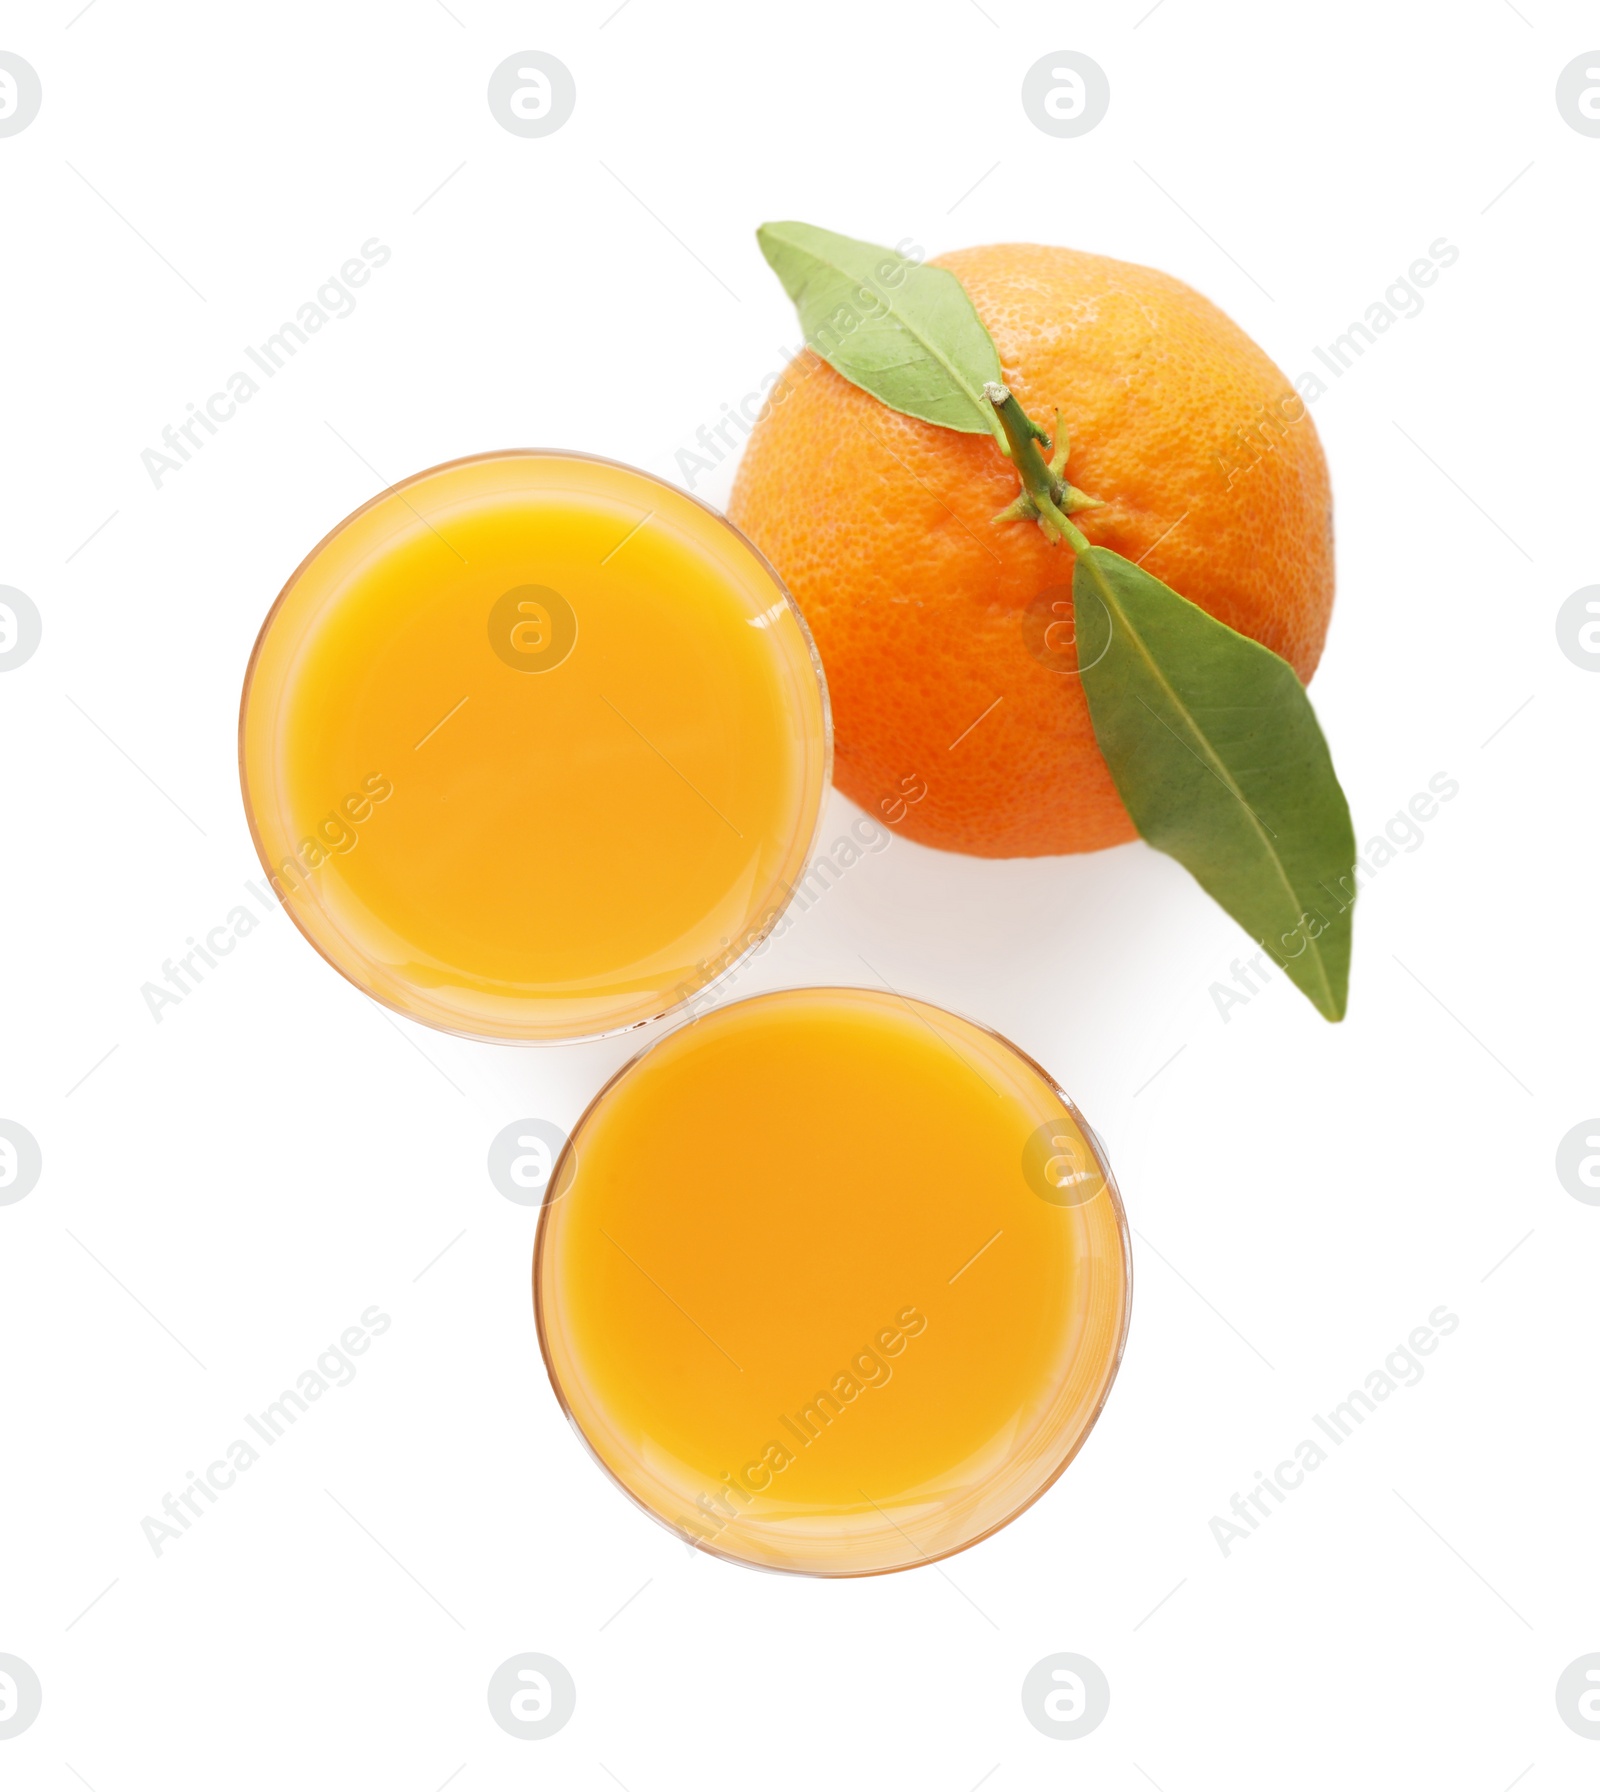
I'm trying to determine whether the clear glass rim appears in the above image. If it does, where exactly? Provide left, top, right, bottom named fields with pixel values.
left=531, top=982, right=1134, bottom=1578
left=236, top=447, right=835, bottom=1047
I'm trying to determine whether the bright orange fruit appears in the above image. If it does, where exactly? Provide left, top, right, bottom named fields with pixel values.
left=729, top=243, right=1335, bottom=858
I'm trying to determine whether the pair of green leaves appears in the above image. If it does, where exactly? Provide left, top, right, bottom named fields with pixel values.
left=757, top=221, right=1356, bottom=1021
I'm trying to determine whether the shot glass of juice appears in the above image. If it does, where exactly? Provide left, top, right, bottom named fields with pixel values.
left=534, top=986, right=1131, bottom=1576
left=239, top=452, right=831, bottom=1042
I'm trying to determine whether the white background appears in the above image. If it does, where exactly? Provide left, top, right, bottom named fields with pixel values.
left=2, top=2, right=1596, bottom=1787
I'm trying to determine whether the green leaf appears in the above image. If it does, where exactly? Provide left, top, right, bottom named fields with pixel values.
left=1073, top=546, right=1356, bottom=1020
left=757, top=221, right=1006, bottom=444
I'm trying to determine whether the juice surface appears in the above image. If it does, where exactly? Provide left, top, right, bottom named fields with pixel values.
left=239, top=452, right=829, bottom=1040
left=535, top=987, right=1130, bottom=1575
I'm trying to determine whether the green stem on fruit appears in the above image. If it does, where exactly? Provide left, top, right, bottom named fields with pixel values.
left=984, top=381, right=1103, bottom=549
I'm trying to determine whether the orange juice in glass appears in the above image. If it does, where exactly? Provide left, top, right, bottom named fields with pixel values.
left=535, top=986, right=1131, bottom=1575
left=239, top=451, right=830, bottom=1041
